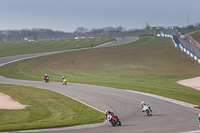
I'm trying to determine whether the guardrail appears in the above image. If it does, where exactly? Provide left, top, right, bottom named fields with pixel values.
left=180, top=37, right=200, bottom=59
left=157, top=33, right=200, bottom=64
left=157, top=34, right=180, bottom=47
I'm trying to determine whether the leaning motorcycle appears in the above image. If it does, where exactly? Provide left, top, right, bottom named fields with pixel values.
left=143, top=105, right=152, bottom=116
left=62, top=79, right=67, bottom=85
left=45, top=77, right=49, bottom=83
left=106, top=114, right=121, bottom=126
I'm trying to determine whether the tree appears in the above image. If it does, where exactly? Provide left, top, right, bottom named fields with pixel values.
left=116, top=26, right=125, bottom=32
left=74, top=26, right=88, bottom=34
left=194, top=22, right=200, bottom=27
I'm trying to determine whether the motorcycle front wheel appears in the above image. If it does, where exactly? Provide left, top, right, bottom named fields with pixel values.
left=146, top=110, right=150, bottom=116
left=110, top=120, right=116, bottom=127
left=118, top=120, right=121, bottom=126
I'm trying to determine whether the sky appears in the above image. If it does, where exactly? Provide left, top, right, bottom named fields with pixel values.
left=0, top=0, right=200, bottom=32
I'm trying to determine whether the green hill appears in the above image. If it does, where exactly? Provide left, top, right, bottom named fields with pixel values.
left=1, top=36, right=200, bottom=106
left=0, top=38, right=113, bottom=57
left=191, top=31, right=200, bottom=43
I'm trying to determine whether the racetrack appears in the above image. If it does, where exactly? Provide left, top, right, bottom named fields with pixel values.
left=0, top=37, right=199, bottom=133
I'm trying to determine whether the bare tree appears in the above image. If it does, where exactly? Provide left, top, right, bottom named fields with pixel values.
left=74, top=26, right=88, bottom=34
left=194, top=22, right=200, bottom=27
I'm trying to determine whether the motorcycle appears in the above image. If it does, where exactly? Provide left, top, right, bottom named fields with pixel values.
left=44, top=77, right=49, bottom=83
left=62, top=79, right=67, bottom=85
left=106, top=114, right=121, bottom=127
left=142, top=105, right=152, bottom=116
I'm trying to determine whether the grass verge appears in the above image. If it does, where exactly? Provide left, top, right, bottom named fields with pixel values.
left=178, top=27, right=200, bottom=34
left=191, top=31, right=200, bottom=43
left=0, top=84, right=105, bottom=132
left=1, top=36, right=200, bottom=107
left=0, top=38, right=114, bottom=57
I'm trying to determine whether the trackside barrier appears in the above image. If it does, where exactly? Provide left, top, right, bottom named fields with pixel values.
left=157, top=34, right=200, bottom=64
left=74, top=37, right=97, bottom=39
left=157, top=33, right=179, bottom=47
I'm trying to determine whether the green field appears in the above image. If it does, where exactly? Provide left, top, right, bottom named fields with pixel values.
left=191, top=31, right=200, bottom=43
left=178, top=28, right=200, bottom=34
left=0, top=84, right=105, bottom=132
left=1, top=36, right=200, bottom=107
left=0, top=38, right=114, bottom=57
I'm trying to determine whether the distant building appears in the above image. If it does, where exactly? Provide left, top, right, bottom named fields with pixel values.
left=24, top=37, right=28, bottom=41
left=165, top=26, right=179, bottom=29
left=24, top=36, right=34, bottom=41
left=127, top=28, right=139, bottom=32
left=74, top=37, right=96, bottom=39
left=141, top=22, right=150, bottom=30
left=154, top=26, right=164, bottom=30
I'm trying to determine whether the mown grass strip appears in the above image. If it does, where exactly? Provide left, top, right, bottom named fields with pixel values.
left=0, top=84, right=105, bottom=132
left=0, top=38, right=114, bottom=57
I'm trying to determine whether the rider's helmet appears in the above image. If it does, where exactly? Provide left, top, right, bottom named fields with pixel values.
left=45, top=74, right=47, bottom=76
left=62, top=76, right=65, bottom=78
left=199, top=114, right=200, bottom=117
left=105, top=110, right=109, bottom=114
left=141, top=101, right=145, bottom=105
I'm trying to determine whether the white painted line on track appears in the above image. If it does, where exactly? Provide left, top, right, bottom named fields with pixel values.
left=56, top=91, right=105, bottom=113
left=0, top=39, right=117, bottom=67
left=10, top=123, right=105, bottom=133
left=180, top=130, right=200, bottom=133
left=96, top=41, right=112, bottom=47
left=0, top=56, right=40, bottom=67
left=125, top=90, right=197, bottom=108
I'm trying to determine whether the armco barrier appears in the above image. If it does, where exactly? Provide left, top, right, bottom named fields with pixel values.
left=157, top=34, right=200, bottom=64
left=179, top=44, right=200, bottom=63
left=74, top=37, right=96, bottom=39
left=157, top=34, right=179, bottom=47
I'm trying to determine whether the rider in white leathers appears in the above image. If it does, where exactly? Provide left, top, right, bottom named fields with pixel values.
left=140, top=101, right=152, bottom=112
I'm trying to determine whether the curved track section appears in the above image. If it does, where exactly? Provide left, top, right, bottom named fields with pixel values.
left=0, top=37, right=137, bottom=67
left=0, top=37, right=199, bottom=133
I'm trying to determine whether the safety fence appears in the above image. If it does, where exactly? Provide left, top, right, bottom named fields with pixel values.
left=74, top=37, right=97, bottom=39
left=157, top=33, right=200, bottom=64
left=157, top=33, right=180, bottom=47
left=180, top=38, right=200, bottom=59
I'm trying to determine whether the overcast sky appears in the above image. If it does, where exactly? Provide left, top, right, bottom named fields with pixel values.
left=0, top=0, right=199, bottom=32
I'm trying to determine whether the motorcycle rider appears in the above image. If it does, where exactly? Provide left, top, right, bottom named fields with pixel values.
left=76, top=45, right=79, bottom=49
left=105, top=110, right=115, bottom=119
left=198, top=114, right=200, bottom=127
left=105, top=110, right=120, bottom=126
left=61, top=76, right=65, bottom=82
left=44, top=74, right=49, bottom=81
left=61, top=76, right=67, bottom=85
left=141, top=101, right=152, bottom=112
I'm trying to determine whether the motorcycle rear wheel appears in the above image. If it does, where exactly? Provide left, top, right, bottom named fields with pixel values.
left=118, top=121, right=121, bottom=126
left=110, top=120, right=116, bottom=127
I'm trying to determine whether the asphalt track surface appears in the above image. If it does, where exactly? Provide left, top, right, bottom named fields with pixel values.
left=0, top=37, right=200, bottom=133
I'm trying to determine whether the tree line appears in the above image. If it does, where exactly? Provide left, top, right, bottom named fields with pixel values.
left=1, top=23, right=199, bottom=42
left=0, top=28, right=73, bottom=42
left=0, top=26, right=125, bottom=42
